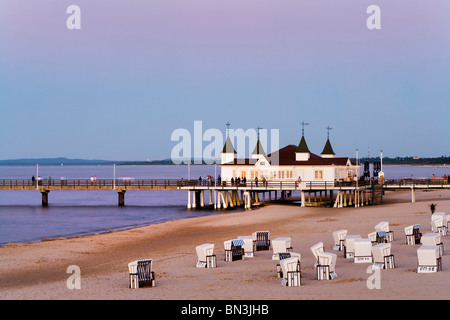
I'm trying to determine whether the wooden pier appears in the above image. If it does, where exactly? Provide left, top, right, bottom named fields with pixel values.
left=1, top=178, right=448, bottom=208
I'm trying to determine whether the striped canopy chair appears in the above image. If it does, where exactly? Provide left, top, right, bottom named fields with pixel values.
left=128, top=259, right=155, bottom=288
left=252, top=231, right=270, bottom=251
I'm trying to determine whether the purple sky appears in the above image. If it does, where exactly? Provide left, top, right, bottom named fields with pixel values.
left=1, top=0, right=449, bottom=160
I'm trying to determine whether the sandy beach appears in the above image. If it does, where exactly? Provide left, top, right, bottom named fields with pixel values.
left=1, top=189, right=449, bottom=301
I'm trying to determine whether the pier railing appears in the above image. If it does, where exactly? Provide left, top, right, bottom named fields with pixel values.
left=383, top=178, right=449, bottom=188
left=0, top=178, right=375, bottom=190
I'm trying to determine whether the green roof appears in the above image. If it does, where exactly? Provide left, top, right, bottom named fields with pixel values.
left=252, top=139, right=266, bottom=155
left=296, top=135, right=310, bottom=153
left=321, top=138, right=335, bottom=155
left=222, top=136, right=237, bottom=154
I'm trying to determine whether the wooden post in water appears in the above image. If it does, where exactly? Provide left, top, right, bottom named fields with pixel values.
left=118, top=190, right=126, bottom=206
left=41, top=190, right=49, bottom=207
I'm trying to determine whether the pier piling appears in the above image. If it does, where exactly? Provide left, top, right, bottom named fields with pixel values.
left=118, top=190, right=126, bottom=206
left=41, top=190, right=49, bottom=207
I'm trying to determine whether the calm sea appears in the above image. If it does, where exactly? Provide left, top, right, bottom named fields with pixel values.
left=0, top=164, right=449, bottom=245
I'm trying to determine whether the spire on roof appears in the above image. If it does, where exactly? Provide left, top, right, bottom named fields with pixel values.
left=296, top=135, right=310, bottom=153
left=252, top=126, right=266, bottom=158
left=295, top=121, right=311, bottom=161
left=321, top=126, right=335, bottom=158
left=296, top=122, right=310, bottom=153
left=252, top=139, right=266, bottom=155
left=222, top=135, right=237, bottom=154
left=321, top=139, right=335, bottom=155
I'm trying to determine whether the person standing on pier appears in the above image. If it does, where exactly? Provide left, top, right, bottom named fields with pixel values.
left=90, top=176, right=94, bottom=186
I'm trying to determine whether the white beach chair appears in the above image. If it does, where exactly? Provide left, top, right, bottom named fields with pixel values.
left=128, top=259, right=155, bottom=288
left=280, top=257, right=301, bottom=287
left=431, top=215, right=447, bottom=236
left=372, top=243, right=395, bottom=269
left=421, top=233, right=444, bottom=256
left=237, top=236, right=254, bottom=257
left=353, top=238, right=373, bottom=263
left=332, top=229, right=347, bottom=251
left=310, top=242, right=337, bottom=280
left=444, top=214, right=450, bottom=231
left=196, top=243, right=216, bottom=268
left=271, top=237, right=293, bottom=260
left=375, top=221, right=394, bottom=241
left=252, top=231, right=270, bottom=251
left=343, top=235, right=361, bottom=258
left=404, top=224, right=422, bottom=245
left=432, top=212, right=446, bottom=221
left=417, top=245, right=442, bottom=273
left=276, top=252, right=301, bottom=278
left=224, top=239, right=245, bottom=262
left=368, top=231, right=377, bottom=244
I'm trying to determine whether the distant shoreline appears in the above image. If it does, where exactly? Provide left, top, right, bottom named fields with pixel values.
left=1, top=157, right=450, bottom=167
left=1, top=162, right=449, bottom=168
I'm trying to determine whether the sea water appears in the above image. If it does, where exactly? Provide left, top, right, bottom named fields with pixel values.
left=0, top=164, right=448, bottom=244
left=0, top=165, right=224, bottom=244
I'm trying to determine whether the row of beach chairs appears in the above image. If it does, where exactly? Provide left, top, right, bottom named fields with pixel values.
left=127, top=212, right=449, bottom=288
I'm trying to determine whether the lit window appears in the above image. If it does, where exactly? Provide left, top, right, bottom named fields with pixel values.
left=315, top=170, right=323, bottom=179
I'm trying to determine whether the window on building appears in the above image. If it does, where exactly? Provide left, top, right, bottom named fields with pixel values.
left=315, top=170, right=323, bottom=180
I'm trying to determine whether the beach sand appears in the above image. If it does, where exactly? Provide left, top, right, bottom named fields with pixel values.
left=1, top=190, right=449, bottom=300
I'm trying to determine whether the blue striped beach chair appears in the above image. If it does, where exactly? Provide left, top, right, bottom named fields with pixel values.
left=128, top=259, right=155, bottom=288
left=405, top=224, right=422, bottom=245
left=224, top=239, right=245, bottom=261
left=376, top=231, right=387, bottom=244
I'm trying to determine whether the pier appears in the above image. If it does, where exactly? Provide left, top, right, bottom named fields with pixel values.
left=1, top=178, right=448, bottom=208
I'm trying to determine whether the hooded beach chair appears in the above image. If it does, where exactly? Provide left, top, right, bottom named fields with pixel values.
left=237, top=236, right=254, bottom=257
left=353, top=238, right=373, bottom=263
left=343, top=235, right=361, bottom=258
left=372, top=243, right=395, bottom=269
left=445, top=214, right=450, bottom=230
left=280, top=256, right=302, bottom=287
left=310, top=242, right=337, bottom=280
left=224, top=239, right=245, bottom=262
left=196, top=243, right=217, bottom=268
left=128, top=259, right=155, bottom=288
left=417, top=245, right=442, bottom=273
left=276, top=252, right=301, bottom=278
left=368, top=231, right=377, bottom=244
left=271, top=237, right=293, bottom=260
left=404, top=224, right=422, bottom=245
left=332, top=229, right=347, bottom=251
left=421, top=232, right=444, bottom=257
left=375, top=221, right=394, bottom=241
left=252, top=231, right=271, bottom=251
left=431, top=214, right=447, bottom=236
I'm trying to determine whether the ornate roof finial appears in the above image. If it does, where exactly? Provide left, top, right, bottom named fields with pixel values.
left=300, top=121, right=309, bottom=137
left=326, top=126, right=333, bottom=140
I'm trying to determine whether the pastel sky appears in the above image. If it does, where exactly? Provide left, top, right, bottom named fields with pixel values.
left=1, top=0, right=449, bottom=161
